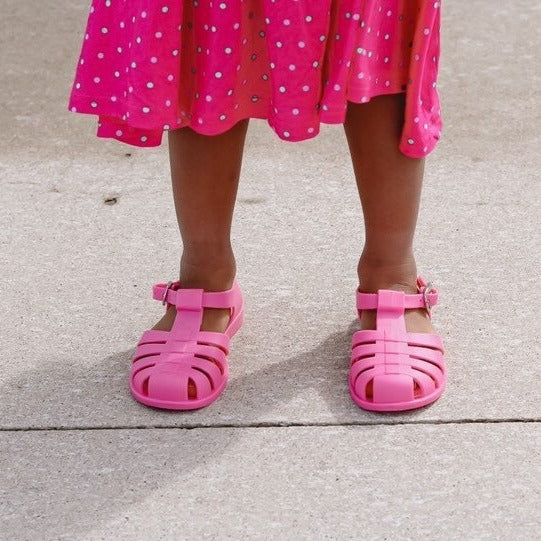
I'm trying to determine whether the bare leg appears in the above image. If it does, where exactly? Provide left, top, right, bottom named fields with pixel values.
left=152, top=119, right=250, bottom=333
left=343, top=93, right=433, bottom=333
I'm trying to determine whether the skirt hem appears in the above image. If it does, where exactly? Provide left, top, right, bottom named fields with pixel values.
left=69, top=84, right=437, bottom=158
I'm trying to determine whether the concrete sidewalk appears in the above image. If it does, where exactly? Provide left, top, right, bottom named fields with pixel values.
left=1, top=1, right=540, bottom=539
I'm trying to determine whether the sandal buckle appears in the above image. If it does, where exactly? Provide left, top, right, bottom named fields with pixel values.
left=162, top=281, right=174, bottom=305
left=422, top=281, right=433, bottom=314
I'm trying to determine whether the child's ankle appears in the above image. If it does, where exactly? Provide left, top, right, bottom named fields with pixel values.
left=357, top=253, right=418, bottom=293
left=179, top=248, right=236, bottom=291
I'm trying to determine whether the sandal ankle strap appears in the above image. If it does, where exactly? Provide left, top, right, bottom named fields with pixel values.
left=356, top=279, right=438, bottom=312
left=152, top=280, right=242, bottom=310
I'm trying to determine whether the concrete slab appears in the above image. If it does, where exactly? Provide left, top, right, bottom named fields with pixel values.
left=1, top=0, right=541, bottom=428
left=2, top=424, right=540, bottom=540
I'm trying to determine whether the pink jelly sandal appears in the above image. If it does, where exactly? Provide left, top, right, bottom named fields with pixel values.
left=349, top=277, right=446, bottom=412
left=130, top=279, right=244, bottom=410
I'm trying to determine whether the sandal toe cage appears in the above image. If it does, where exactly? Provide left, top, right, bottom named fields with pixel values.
left=130, top=281, right=243, bottom=410
left=349, top=278, right=446, bottom=411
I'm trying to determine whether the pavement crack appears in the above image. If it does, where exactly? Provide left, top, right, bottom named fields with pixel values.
left=0, top=418, right=540, bottom=433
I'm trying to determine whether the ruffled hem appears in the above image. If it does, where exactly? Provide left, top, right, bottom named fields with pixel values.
left=68, top=0, right=443, bottom=158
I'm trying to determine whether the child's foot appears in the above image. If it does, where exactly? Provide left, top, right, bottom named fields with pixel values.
left=149, top=287, right=233, bottom=400
left=351, top=262, right=446, bottom=410
left=130, top=272, right=244, bottom=409
left=357, top=282, right=435, bottom=334
left=357, top=259, right=436, bottom=334
left=152, top=299, right=232, bottom=334
left=152, top=254, right=236, bottom=334
left=148, top=258, right=236, bottom=399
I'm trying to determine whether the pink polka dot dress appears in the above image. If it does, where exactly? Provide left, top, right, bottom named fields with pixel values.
left=68, top=0, right=443, bottom=158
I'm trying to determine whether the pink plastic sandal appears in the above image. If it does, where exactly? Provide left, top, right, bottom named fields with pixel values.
left=349, top=277, right=446, bottom=412
left=130, top=279, right=244, bottom=410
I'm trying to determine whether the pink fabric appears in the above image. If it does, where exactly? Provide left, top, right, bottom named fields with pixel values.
left=68, top=0, right=443, bottom=158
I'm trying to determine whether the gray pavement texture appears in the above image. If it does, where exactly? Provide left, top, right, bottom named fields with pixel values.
left=1, top=0, right=540, bottom=540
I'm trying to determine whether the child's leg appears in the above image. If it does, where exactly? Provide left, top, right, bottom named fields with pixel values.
left=343, top=93, right=433, bottom=333
left=152, top=119, right=250, bottom=333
